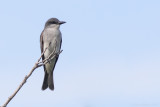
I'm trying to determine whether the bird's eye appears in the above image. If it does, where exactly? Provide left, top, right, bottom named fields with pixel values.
left=51, top=21, right=56, bottom=24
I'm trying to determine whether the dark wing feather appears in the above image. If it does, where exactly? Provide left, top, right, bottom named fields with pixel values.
left=40, top=30, right=44, bottom=54
left=40, top=30, right=47, bottom=72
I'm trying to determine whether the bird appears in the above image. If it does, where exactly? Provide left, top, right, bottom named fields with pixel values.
left=40, top=18, right=66, bottom=90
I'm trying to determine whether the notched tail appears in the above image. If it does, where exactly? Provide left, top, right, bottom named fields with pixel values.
left=42, top=73, right=48, bottom=90
left=48, top=73, right=54, bottom=90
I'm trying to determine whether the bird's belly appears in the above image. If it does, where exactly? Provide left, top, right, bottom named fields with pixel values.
left=43, top=40, right=60, bottom=74
left=43, top=37, right=61, bottom=56
left=43, top=29, right=61, bottom=54
left=43, top=32, right=61, bottom=73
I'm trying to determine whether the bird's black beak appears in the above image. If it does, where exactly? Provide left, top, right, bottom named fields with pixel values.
left=59, top=21, right=66, bottom=25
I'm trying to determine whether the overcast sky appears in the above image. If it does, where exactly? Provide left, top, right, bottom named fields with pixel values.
left=0, top=0, right=160, bottom=107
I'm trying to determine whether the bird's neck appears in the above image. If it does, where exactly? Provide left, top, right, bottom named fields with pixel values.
left=45, top=24, right=60, bottom=30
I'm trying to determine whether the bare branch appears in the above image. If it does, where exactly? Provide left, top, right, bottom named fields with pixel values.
left=1, top=43, right=62, bottom=107
left=38, top=50, right=63, bottom=67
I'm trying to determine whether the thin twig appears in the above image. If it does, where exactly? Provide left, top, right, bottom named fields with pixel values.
left=38, top=50, right=63, bottom=67
left=37, top=42, right=51, bottom=62
left=1, top=43, right=62, bottom=107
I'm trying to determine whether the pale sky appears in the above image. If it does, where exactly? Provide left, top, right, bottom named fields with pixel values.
left=0, top=0, right=160, bottom=107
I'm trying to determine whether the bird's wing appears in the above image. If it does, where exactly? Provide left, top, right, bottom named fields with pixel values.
left=40, top=30, right=44, bottom=54
left=40, top=30, right=47, bottom=72
left=50, top=39, right=62, bottom=73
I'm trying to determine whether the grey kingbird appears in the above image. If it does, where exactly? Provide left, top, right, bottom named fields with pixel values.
left=40, top=18, right=66, bottom=90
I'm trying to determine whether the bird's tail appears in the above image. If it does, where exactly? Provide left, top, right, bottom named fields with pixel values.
left=48, top=72, right=54, bottom=90
left=42, top=73, right=48, bottom=90
left=42, top=72, right=54, bottom=90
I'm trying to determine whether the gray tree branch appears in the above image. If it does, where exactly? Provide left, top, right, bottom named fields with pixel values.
left=1, top=43, right=62, bottom=107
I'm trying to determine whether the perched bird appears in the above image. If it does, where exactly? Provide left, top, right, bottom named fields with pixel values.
left=40, top=18, right=66, bottom=90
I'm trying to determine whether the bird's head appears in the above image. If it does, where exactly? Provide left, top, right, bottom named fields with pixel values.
left=45, top=18, right=66, bottom=29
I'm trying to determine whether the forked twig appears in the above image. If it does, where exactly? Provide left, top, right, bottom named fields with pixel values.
left=38, top=50, right=63, bottom=67
left=1, top=42, right=62, bottom=107
left=38, top=42, right=51, bottom=62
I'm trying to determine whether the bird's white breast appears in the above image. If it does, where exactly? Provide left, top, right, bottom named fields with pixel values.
left=43, top=27, right=62, bottom=58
